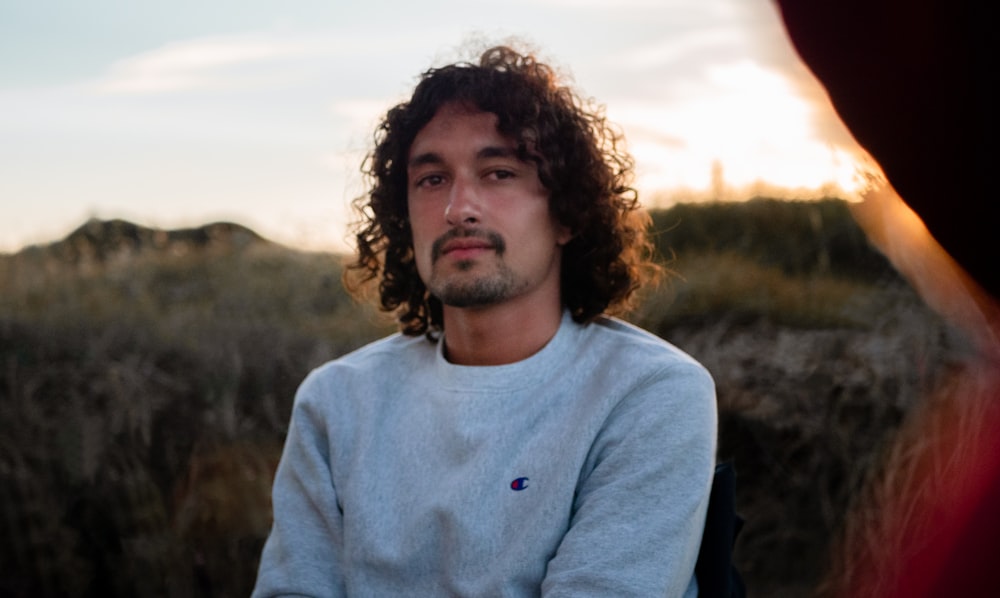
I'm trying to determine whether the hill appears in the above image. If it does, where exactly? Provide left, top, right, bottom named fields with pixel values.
left=14, top=218, right=265, bottom=262
left=0, top=200, right=972, bottom=597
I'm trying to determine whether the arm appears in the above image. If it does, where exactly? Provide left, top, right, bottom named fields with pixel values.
left=541, top=363, right=717, bottom=598
left=252, top=376, right=345, bottom=598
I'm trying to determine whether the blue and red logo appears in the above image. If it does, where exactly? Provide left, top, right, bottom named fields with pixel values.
left=510, top=477, right=529, bottom=491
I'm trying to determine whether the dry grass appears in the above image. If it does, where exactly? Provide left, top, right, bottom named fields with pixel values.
left=634, top=252, right=893, bottom=331
left=1, top=238, right=394, bottom=597
left=0, top=202, right=978, bottom=597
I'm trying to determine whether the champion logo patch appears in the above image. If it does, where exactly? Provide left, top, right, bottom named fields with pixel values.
left=510, top=477, right=529, bottom=491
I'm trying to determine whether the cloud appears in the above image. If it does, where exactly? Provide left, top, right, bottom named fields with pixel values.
left=92, top=33, right=338, bottom=94
left=612, top=26, right=745, bottom=70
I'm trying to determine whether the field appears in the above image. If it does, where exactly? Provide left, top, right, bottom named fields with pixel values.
left=0, top=198, right=976, bottom=597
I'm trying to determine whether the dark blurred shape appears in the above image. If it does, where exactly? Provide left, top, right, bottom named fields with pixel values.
left=775, top=0, right=997, bottom=300
left=695, top=462, right=746, bottom=598
left=775, top=1, right=999, bottom=596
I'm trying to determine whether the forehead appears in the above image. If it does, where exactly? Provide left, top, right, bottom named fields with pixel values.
left=407, top=103, right=511, bottom=161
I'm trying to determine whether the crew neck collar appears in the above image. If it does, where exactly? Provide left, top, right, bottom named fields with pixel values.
left=433, top=310, right=580, bottom=392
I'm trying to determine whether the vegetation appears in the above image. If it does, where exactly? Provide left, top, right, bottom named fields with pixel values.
left=0, top=200, right=966, bottom=597
left=649, top=197, right=899, bottom=281
left=638, top=197, right=905, bottom=332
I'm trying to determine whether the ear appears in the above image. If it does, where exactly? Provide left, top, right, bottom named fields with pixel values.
left=555, top=223, right=573, bottom=246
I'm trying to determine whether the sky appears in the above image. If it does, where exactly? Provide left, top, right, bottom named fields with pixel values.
left=0, top=0, right=868, bottom=253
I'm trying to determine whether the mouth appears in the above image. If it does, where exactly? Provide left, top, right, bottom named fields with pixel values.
left=432, top=230, right=504, bottom=263
left=441, top=238, right=494, bottom=258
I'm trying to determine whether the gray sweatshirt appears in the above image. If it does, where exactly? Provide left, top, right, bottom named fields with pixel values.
left=253, top=311, right=717, bottom=597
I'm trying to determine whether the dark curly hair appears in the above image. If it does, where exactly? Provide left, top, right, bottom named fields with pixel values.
left=345, top=45, right=659, bottom=336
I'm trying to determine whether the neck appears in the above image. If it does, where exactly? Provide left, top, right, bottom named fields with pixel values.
left=441, top=298, right=564, bottom=366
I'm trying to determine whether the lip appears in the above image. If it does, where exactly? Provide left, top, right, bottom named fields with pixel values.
left=431, top=229, right=504, bottom=264
left=441, top=238, right=494, bottom=255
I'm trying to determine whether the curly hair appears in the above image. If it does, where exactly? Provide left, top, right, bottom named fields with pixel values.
left=345, top=45, right=659, bottom=336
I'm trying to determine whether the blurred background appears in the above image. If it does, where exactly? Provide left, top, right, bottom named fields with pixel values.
left=2, top=1, right=997, bottom=597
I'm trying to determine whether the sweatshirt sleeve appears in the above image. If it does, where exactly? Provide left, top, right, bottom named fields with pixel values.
left=252, top=373, right=346, bottom=598
left=540, top=361, right=718, bottom=598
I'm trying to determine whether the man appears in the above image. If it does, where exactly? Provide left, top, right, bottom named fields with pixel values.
left=253, top=45, right=717, bottom=597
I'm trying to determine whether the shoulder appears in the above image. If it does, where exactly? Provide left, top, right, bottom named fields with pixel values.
left=318, top=331, right=423, bottom=369
left=582, top=315, right=710, bottom=376
left=575, top=315, right=715, bottom=416
left=295, top=332, right=434, bottom=402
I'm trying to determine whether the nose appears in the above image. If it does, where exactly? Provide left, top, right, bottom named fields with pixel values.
left=444, top=176, right=481, bottom=226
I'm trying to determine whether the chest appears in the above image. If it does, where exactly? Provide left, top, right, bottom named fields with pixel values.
left=328, top=386, right=609, bottom=586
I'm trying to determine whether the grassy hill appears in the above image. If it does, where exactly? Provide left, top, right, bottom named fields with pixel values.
left=0, top=200, right=968, bottom=597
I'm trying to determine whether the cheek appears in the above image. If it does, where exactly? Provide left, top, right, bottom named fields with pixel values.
left=407, top=213, right=435, bottom=279
left=406, top=200, right=427, bottom=237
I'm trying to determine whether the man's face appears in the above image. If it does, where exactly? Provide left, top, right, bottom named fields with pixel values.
left=406, top=102, right=571, bottom=310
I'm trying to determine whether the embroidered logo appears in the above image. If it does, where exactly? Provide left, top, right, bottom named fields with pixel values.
left=510, top=477, right=529, bottom=491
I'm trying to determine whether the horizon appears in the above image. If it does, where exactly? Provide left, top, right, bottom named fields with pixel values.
left=4, top=189, right=857, bottom=256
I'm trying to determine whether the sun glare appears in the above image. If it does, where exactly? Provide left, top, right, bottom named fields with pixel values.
left=610, top=60, right=865, bottom=200
left=851, top=175, right=1000, bottom=354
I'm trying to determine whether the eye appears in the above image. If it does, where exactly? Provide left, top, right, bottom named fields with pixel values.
left=490, top=169, right=516, bottom=180
left=415, top=173, right=445, bottom=188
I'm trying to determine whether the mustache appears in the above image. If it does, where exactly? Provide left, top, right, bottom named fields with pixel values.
left=430, top=228, right=506, bottom=263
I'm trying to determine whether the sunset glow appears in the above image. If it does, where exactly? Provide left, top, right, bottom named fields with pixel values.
left=610, top=60, right=865, bottom=199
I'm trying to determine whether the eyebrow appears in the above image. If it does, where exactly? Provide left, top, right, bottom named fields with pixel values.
left=407, top=146, right=520, bottom=169
left=407, top=152, right=443, bottom=169
left=476, top=146, right=518, bottom=160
